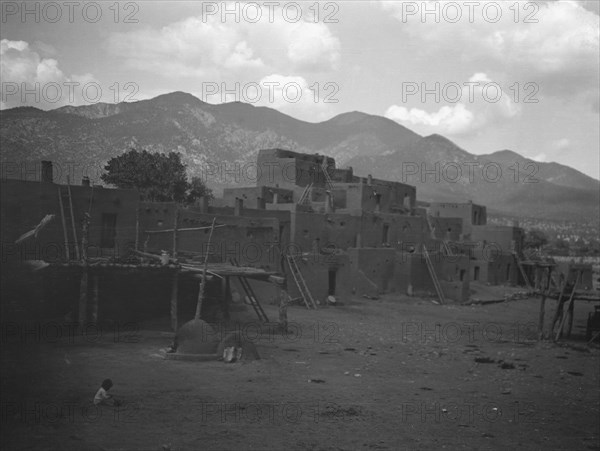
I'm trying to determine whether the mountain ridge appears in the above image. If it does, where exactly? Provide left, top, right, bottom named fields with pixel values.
left=1, top=91, right=597, bottom=221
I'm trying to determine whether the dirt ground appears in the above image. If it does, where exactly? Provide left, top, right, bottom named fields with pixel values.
left=1, top=293, right=599, bottom=451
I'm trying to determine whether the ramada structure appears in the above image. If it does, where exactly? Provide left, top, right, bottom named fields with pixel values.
left=5, top=148, right=590, bottom=333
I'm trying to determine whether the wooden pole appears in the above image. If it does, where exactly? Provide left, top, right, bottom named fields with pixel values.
left=566, top=270, right=582, bottom=338
left=66, top=175, right=80, bottom=261
left=81, top=213, right=90, bottom=262
left=91, top=274, right=99, bottom=323
left=57, top=188, right=70, bottom=260
left=170, top=270, right=179, bottom=332
left=537, top=266, right=553, bottom=340
left=549, top=271, right=570, bottom=338
left=221, top=276, right=231, bottom=320
left=135, top=207, right=140, bottom=251
left=172, top=208, right=179, bottom=259
left=279, top=287, right=289, bottom=333
left=78, top=267, right=88, bottom=327
left=555, top=270, right=582, bottom=341
left=195, top=217, right=217, bottom=320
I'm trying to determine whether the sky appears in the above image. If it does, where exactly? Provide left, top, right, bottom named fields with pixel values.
left=1, top=0, right=599, bottom=179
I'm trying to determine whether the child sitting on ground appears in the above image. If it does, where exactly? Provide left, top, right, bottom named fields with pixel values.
left=93, top=379, right=121, bottom=406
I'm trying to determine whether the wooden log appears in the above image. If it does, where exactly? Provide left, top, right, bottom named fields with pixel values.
left=145, top=224, right=227, bottom=234
left=170, top=271, right=179, bottom=332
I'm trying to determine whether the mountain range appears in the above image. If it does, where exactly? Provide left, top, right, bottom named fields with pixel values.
left=1, top=91, right=598, bottom=222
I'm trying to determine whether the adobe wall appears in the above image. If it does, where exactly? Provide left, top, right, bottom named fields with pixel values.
left=256, top=149, right=331, bottom=190
left=139, top=203, right=280, bottom=270
left=470, top=255, right=519, bottom=286
left=428, top=202, right=487, bottom=235
left=357, top=178, right=416, bottom=214
left=222, top=186, right=294, bottom=208
left=347, top=248, right=396, bottom=293
left=396, top=252, right=470, bottom=302
left=428, top=217, right=463, bottom=241
left=471, top=225, right=524, bottom=255
left=1, top=179, right=139, bottom=265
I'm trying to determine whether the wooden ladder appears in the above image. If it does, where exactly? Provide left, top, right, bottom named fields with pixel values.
left=513, top=252, right=532, bottom=290
left=321, top=159, right=334, bottom=191
left=230, top=258, right=269, bottom=322
left=441, top=240, right=453, bottom=256
left=286, top=254, right=317, bottom=309
left=297, top=182, right=313, bottom=206
left=422, top=244, right=445, bottom=304
left=57, top=180, right=80, bottom=261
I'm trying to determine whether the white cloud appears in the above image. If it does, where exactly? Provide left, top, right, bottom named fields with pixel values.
left=384, top=73, right=520, bottom=135
left=532, top=153, right=547, bottom=162
left=106, top=9, right=340, bottom=79
left=385, top=104, right=474, bottom=135
left=0, top=39, right=101, bottom=109
left=381, top=1, right=599, bottom=98
left=253, top=73, right=335, bottom=121
left=551, top=138, right=571, bottom=152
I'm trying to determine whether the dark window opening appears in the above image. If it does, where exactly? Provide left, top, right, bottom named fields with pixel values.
left=382, top=224, right=390, bottom=244
left=375, top=193, right=382, bottom=206
left=474, top=266, right=480, bottom=281
left=460, top=269, right=466, bottom=281
left=328, top=270, right=336, bottom=296
left=506, top=264, right=511, bottom=280
left=101, top=213, right=117, bottom=248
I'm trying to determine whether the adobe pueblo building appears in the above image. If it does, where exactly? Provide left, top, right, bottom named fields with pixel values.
left=1, top=149, right=532, bottom=329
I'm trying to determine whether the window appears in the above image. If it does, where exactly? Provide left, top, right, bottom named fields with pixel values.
left=382, top=224, right=390, bottom=244
left=100, top=213, right=117, bottom=248
left=474, top=266, right=480, bottom=281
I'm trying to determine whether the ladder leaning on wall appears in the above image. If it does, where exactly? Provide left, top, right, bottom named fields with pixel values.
left=422, top=244, right=445, bottom=305
left=286, top=254, right=317, bottom=309
left=57, top=179, right=80, bottom=261
left=229, top=258, right=269, bottom=322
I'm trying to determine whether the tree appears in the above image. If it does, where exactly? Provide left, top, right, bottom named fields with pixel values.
left=101, top=149, right=211, bottom=204
left=523, top=229, right=548, bottom=250
left=186, top=176, right=213, bottom=204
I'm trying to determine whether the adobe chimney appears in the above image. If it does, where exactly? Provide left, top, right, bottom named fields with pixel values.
left=234, top=198, right=244, bottom=216
left=367, top=174, right=372, bottom=186
left=41, top=161, right=53, bottom=183
left=82, top=176, right=90, bottom=187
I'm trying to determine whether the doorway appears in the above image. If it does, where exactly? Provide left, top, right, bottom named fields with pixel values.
left=328, top=270, right=337, bottom=296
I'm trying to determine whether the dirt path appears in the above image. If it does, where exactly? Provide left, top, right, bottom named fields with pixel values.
left=1, top=295, right=599, bottom=450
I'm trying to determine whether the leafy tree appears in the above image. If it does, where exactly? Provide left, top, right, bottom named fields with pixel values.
left=101, top=149, right=211, bottom=204
left=523, top=229, right=548, bottom=250
left=186, top=176, right=213, bottom=204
